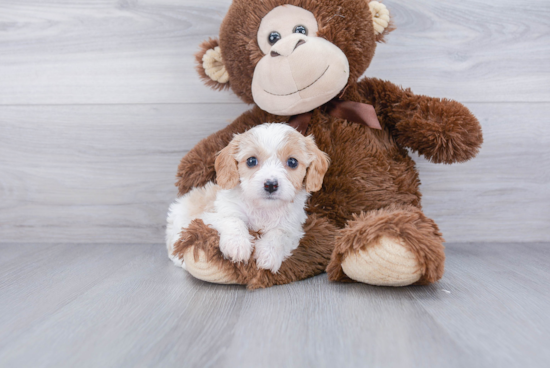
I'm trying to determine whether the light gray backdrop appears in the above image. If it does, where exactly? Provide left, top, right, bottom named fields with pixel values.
left=1, top=0, right=549, bottom=244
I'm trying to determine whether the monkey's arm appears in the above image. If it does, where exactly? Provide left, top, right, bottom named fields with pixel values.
left=175, top=108, right=263, bottom=195
left=358, top=77, right=483, bottom=164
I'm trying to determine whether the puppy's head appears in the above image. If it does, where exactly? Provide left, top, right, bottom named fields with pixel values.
left=215, top=123, right=329, bottom=204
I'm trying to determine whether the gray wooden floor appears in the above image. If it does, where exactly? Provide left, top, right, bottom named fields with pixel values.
left=1, top=242, right=549, bottom=368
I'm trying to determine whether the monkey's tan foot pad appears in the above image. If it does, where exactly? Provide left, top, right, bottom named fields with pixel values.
left=182, top=248, right=242, bottom=285
left=341, top=236, right=422, bottom=287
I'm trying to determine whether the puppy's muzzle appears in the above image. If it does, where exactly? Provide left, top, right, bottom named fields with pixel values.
left=264, top=180, right=278, bottom=194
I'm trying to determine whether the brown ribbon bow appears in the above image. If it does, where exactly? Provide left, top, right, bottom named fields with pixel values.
left=288, top=99, right=382, bottom=135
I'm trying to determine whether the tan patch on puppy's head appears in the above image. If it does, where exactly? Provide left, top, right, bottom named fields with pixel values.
left=278, top=130, right=329, bottom=192
left=277, top=130, right=309, bottom=191
left=234, top=131, right=270, bottom=183
left=215, top=135, right=242, bottom=189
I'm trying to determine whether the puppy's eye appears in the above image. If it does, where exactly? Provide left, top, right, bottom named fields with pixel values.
left=268, top=31, right=281, bottom=45
left=246, top=157, right=258, bottom=167
left=293, top=25, right=307, bottom=35
left=287, top=158, right=298, bottom=169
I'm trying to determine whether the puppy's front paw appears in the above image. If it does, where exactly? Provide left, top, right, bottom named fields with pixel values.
left=254, top=238, right=284, bottom=274
left=219, top=232, right=253, bottom=263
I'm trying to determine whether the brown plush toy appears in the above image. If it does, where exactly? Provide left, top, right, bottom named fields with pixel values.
left=170, top=0, right=483, bottom=289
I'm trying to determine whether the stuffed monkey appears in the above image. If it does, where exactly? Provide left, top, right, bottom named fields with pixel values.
left=170, top=0, right=483, bottom=289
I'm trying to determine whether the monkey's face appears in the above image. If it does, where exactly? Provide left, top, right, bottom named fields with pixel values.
left=196, top=0, right=393, bottom=116
left=251, top=5, right=349, bottom=115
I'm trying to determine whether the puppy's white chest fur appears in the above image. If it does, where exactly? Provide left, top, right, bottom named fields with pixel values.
left=203, top=186, right=309, bottom=272
left=223, top=187, right=309, bottom=233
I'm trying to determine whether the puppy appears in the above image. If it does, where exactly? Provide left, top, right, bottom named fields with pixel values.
left=165, top=123, right=329, bottom=273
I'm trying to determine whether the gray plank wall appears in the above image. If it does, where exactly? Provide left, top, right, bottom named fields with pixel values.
left=0, top=0, right=549, bottom=244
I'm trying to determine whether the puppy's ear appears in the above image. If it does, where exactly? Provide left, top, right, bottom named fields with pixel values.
left=215, top=136, right=241, bottom=189
left=196, top=38, right=231, bottom=91
left=304, top=136, right=330, bottom=192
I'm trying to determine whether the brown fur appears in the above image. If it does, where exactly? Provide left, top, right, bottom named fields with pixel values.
left=356, top=78, right=484, bottom=164
left=195, top=38, right=231, bottom=92
left=176, top=109, right=270, bottom=195
left=326, top=204, right=445, bottom=285
left=175, top=0, right=484, bottom=287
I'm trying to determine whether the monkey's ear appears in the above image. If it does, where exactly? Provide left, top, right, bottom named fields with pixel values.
left=195, top=38, right=231, bottom=91
left=368, top=1, right=394, bottom=43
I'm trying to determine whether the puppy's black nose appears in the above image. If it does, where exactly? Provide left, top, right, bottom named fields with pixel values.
left=264, top=180, right=278, bottom=194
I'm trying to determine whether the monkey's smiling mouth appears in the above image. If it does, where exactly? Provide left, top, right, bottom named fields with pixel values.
left=264, top=65, right=330, bottom=97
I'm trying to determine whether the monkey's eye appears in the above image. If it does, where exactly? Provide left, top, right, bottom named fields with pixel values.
left=247, top=157, right=258, bottom=167
left=293, top=25, right=307, bottom=35
left=287, top=158, right=298, bottom=169
left=268, top=31, right=281, bottom=45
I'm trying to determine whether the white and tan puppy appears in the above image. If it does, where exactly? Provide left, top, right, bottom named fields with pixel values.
left=166, top=123, right=329, bottom=273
